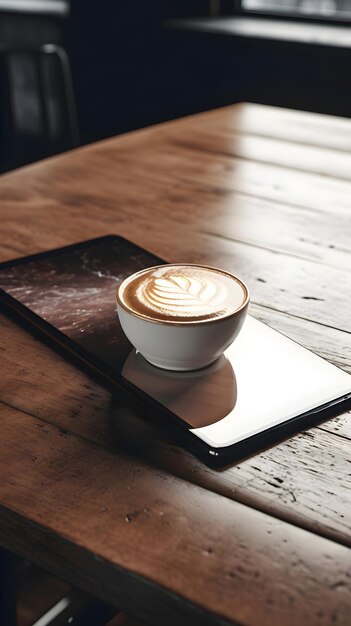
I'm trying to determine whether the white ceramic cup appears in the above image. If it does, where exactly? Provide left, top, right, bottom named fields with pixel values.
left=116, top=264, right=249, bottom=371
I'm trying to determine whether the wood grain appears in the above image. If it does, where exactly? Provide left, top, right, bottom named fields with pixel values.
left=0, top=103, right=350, bottom=625
left=103, top=139, right=351, bottom=215
left=0, top=182, right=349, bottom=332
left=1, top=402, right=351, bottom=626
left=169, top=128, right=351, bottom=181
left=202, top=103, right=351, bottom=152
left=0, top=312, right=350, bottom=547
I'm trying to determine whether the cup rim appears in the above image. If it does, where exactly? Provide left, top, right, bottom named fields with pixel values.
left=116, top=263, right=250, bottom=326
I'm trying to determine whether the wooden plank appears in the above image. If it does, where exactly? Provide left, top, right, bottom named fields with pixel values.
left=1, top=164, right=350, bottom=270
left=0, top=311, right=350, bottom=547
left=87, top=101, right=351, bottom=155
left=163, top=124, right=351, bottom=181
left=0, top=173, right=350, bottom=334
left=318, top=413, right=351, bottom=439
left=0, top=402, right=351, bottom=626
left=197, top=103, right=351, bottom=153
left=192, top=235, right=351, bottom=334
left=2, top=113, right=351, bottom=231
left=166, top=187, right=351, bottom=270
left=25, top=146, right=349, bottom=269
left=0, top=119, right=350, bottom=228
left=116, top=142, right=351, bottom=214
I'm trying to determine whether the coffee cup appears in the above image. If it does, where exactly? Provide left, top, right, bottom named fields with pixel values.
left=116, top=263, right=249, bottom=371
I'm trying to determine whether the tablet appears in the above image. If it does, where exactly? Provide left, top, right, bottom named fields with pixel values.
left=1, top=235, right=350, bottom=466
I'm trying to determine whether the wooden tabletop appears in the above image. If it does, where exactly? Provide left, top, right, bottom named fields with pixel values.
left=0, top=103, right=350, bottom=626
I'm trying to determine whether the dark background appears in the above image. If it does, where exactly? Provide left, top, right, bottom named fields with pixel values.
left=1, top=0, right=351, bottom=172
left=66, top=0, right=351, bottom=144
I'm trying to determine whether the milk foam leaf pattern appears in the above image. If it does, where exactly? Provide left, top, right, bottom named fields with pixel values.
left=142, top=274, right=226, bottom=316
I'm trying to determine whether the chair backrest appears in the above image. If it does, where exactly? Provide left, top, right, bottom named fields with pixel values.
left=0, top=43, right=79, bottom=172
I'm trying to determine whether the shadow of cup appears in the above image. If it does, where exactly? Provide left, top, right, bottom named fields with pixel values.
left=121, top=349, right=237, bottom=429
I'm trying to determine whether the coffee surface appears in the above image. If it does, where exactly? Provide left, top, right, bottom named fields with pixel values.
left=119, top=265, right=247, bottom=322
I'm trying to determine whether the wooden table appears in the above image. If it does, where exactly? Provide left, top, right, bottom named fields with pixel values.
left=0, top=103, right=350, bottom=626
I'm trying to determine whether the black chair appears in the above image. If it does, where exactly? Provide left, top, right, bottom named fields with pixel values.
left=0, top=548, right=118, bottom=626
left=0, top=43, right=79, bottom=172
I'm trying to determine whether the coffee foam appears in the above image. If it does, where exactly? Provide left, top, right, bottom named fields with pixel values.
left=119, top=265, right=247, bottom=323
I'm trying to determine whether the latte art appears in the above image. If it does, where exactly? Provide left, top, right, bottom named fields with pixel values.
left=142, top=274, right=227, bottom=315
left=118, top=265, right=248, bottom=323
